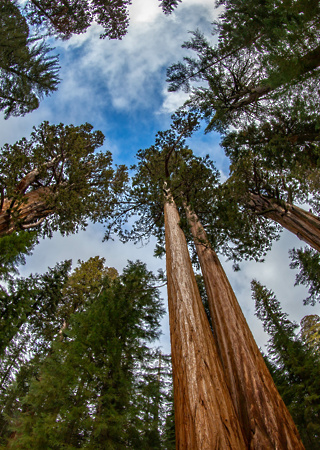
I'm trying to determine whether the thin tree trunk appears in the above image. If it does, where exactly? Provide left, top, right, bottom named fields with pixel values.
left=184, top=204, right=304, bottom=449
left=0, top=187, right=53, bottom=236
left=249, top=192, right=320, bottom=252
left=164, top=192, right=246, bottom=449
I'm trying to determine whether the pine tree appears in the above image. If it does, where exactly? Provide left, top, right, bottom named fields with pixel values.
left=2, top=258, right=171, bottom=448
left=252, top=280, right=320, bottom=449
left=0, top=0, right=60, bottom=118
left=290, top=247, right=320, bottom=304
left=300, top=315, right=320, bottom=354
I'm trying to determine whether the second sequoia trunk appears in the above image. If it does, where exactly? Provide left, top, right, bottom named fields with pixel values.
left=249, top=192, right=320, bottom=252
left=164, top=193, right=246, bottom=449
left=184, top=204, right=304, bottom=449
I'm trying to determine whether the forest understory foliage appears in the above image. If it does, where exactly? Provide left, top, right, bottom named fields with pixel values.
left=1, top=0, right=320, bottom=448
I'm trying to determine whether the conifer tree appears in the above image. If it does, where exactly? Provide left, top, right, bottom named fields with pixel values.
left=110, top=114, right=304, bottom=447
left=22, top=0, right=184, bottom=41
left=0, top=121, right=127, bottom=238
left=110, top=113, right=247, bottom=447
left=220, top=110, right=320, bottom=252
left=252, top=280, right=320, bottom=449
left=167, top=1, right=320, bottom=132
left=0, top=0, right=60, bottom=118
left=24, top=0, right=132, bottom=40
left=290, top=247, right=320, bottom=304
left=183, top=206, right=303, bottom=448
left=1, top=258, right=172, bottom=448
left=300, top=315, right=320, bottom=354
left=0, top=231, right=38, bottom=281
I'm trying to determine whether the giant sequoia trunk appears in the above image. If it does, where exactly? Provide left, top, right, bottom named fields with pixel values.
left=249, top=192, right=320, bottom=252
left=0, top=187, right=53, bottom=236
left=184, top=205, right=304, bottom=449
left=164, top=193, right=246, bottom=449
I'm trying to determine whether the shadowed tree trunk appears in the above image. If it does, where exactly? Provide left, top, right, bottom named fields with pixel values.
left=164, top=191, right=247, bottom=449
left=184, top=204, right=304, bottom=449
left=249, top=193, right=320, bottom=252
left=0, top=187, right=53, bottom=235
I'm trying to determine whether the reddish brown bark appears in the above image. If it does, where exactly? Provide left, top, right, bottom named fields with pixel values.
left=249, top=192, right=320, bottom=252
left=164, top=194, right=247, bottom=449
left=0, top=187, right=53, bottom=236
left=184, top=205, right=304, bottom=449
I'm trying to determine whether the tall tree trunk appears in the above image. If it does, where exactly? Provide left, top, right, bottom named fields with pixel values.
left=0, top=187, right=53, bottom=236
left=164, top=192, right=246, bottom=449
left=184, top=204, right=304, bottom=449
left=249, top=192, right=320, bottom=252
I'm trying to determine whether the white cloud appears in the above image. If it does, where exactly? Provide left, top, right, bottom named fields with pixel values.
left=2, top=0, right=316, bottom=357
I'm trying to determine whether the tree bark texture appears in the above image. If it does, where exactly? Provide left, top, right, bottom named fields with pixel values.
left=164, top=194, right=246, bottom=449
left=249, top=193, right=320, bottom=252
left=0, top=187, right=53, bottom=236
left=184, top=205, right=304, bottom=449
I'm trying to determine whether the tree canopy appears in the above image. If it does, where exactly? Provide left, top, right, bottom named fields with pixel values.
left=21, top=0, right=183, bottom=41
left=109, top=113, right=279, bottom=265
left=0, top=0, right=60, bottom=118
left=167, top=1, right=320, bottom=132
left=290, top=247, right=320, bottom=305
left=0, top=257, right=172, bottom=448
left=0, top=121, right=128, bottom=238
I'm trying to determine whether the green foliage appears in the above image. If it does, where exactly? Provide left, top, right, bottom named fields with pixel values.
left=107, top=111, right=200, bottom=243
left=24, top=0, right=132, bottom=40
left=0, top=0, right=60, bottom=118
left=159, top=0, right=182, bottom=14
left=167, top=1, right=320, bottom=132
left=0, top=258, right=173, bottom=448
left=0, top=260, right=72, bottom=356
left=252, top=280, right=320, bottom=448
left=301, top=315, right=320, bottom=354
left=221, top=100, right=320, bottom=210
left=0, top=231, right=38, bottom=281
left=110, top=111, right=279, bottom=264
left=290, top=247, right=320, bottom=305
left=0, top=121, right=128, bottom=237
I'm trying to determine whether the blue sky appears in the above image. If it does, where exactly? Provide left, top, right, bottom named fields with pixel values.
left=1, top=0, right=318, bottom=353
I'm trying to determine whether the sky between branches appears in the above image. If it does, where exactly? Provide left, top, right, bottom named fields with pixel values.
left=0, top=0, right=318, bottom=353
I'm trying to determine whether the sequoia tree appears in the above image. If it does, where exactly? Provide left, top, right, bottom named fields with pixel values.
left=0, top=121, right=127, bottom=238
left=111, top=114, right=247, bottom=447
left=183, top=206, right=303, bottom=448
left=110, top=114, right=305, bottom=447
left=157, top=128, right=304, bottom=447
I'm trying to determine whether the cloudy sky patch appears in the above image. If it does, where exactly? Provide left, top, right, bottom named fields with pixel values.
left=1, top=0, right=319, bottom=354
